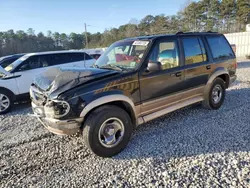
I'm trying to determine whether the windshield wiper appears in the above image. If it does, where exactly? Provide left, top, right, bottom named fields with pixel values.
left=99, top=64, right=123, bottom=71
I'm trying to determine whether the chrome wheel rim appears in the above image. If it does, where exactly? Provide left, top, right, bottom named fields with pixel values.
left=98, top=117, right=125, bottom=148
left=212, top=84, right=223, bottom=104
left=0, top=94, right=10, bottom=112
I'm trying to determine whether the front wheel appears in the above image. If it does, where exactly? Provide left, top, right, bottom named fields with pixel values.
left=203, top=78, right=226, bottom=110
left=0, top=91, right=13, bottom=115
left=82, top=105, right=133, bottom=157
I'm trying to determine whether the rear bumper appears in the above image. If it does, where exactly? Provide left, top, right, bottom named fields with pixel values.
left=31, top=102, right=83, bottom=135
left=229, top=75, right=237, bottom=86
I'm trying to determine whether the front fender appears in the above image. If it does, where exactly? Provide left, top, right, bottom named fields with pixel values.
left=79, top=94, right=138, bottom=123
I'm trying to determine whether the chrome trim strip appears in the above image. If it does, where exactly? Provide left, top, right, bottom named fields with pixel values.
left=142, top=86, right=204, bottom=106
left=140, top=86, right=205, bottom=116
left=143, top=96, right=203, bottom=123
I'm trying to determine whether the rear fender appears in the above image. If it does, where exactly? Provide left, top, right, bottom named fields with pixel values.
left=204, top=67, right=229, bottom=100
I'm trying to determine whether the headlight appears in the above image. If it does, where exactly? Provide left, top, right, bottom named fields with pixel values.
left=45, top=100, right=70, bottom=119
left=53, top=101, right=70, bottom=118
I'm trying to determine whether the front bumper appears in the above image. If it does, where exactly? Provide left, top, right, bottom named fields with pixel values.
left=31, top=102, right=83, bottom=135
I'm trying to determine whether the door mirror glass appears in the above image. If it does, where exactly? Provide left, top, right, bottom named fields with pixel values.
left=147, top=61, right=162, bottom=72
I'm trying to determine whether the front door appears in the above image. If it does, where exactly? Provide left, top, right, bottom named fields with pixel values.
left=13, top=55, right=49, bottom=94
left=139, top=37, right=185, bottom=116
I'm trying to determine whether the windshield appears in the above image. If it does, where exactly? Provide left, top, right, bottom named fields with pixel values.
left=4, top=55, right=29, bottom=72
left=95, top=40, right=149, bottom=71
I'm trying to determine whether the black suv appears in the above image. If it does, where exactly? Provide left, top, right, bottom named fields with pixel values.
left=30, top=32, right=237, bottom=157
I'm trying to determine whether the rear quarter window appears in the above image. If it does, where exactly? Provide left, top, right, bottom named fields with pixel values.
left=206, top=35, right=234, bottom=60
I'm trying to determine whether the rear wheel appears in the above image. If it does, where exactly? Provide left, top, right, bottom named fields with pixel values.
left=203, top=78, right=226, bottom=110
left=0, top=91, right=13, bottom=114
left=82, top=105, right=133, bottom=157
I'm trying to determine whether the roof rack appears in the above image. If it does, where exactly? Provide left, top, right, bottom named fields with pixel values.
left=176, top=31, right=218, bottom=35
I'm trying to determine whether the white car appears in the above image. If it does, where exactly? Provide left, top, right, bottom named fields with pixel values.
left=0, top=50, right=95, bottom=114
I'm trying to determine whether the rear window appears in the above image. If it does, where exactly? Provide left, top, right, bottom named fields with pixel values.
left=206, top=35, right=234, bottom=60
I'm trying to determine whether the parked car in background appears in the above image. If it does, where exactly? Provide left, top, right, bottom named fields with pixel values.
left=0, top=50, right=95, bottom=114
left=30, top=32, right=237, bottom=157
left=83, top=48, right=106, bottom=60
left=0, top=53, right=26, bottom=68
left=90, top=53, right=101, bottom=60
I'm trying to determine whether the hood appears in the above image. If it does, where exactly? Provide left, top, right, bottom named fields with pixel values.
left=0, top=66, right=10, bottom=77
left=33, top=66, right=118, bottom=98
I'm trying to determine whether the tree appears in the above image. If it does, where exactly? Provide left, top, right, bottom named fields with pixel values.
left=0, top=0, right=247, bottom=57
left=220, top=0, right=237, bottom=32
left=237, top=0, right=250, bottom=31
left=27, top=28, right=35, bottom=36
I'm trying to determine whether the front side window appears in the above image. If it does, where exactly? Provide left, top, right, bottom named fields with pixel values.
left=148, top=40, right=179, bottom=70
left=182, top=37, right=206, bottom=65
left=207, top=35, right=234, bottom=60
left=17, top=55, right=51, bottom=71
left=95, top=40, right=149, bottom=71
left=18, top=56, right=41, bottom=71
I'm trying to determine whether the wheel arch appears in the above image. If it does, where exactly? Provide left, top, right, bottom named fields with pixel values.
left=204, top=67, right=229, bottom=100
left=80, top=95, right=138, bottom=128
left=0, top=87, right=15, bottom=100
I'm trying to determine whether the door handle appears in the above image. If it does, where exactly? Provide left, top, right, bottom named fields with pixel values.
left=171, top=72, right=182, bottom=77
left=206, top=65, right=211, bottom=70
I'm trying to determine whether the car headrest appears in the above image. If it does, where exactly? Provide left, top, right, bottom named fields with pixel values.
left=158, top=50, right=175, bottom=61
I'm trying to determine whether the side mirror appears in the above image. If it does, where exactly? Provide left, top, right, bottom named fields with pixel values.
left=147, top=61, right=162, bottom=72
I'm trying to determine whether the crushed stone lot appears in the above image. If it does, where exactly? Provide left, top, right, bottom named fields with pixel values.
left=1, top=61, right=250, bottom=187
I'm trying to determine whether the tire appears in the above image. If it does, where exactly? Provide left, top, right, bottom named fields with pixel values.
left=82, top=105, right=133, bottom=157
left=202, top=78, right=226, bottom=110
left=0, top=90, right=13, bottom=115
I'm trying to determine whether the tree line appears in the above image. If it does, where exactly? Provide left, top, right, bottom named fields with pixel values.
left=0, top=0, right=249, bottom=57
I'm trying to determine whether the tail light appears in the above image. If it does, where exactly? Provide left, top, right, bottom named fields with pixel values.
left=234, top=62, right=238, bottom=69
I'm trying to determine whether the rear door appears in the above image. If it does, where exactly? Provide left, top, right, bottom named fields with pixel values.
left=206, top=35, right=236, bottom=77
left=180, top=36, right=211, bottom=90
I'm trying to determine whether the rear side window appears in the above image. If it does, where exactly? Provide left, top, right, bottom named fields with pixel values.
left=78, top=53, right=93, bottom=60
left=67, top=52, right=93, bottom=62
left=51, top=53, right=71, bottom=65
left=206, top=35, right=234, bottom=60
left=182, top=37, right=207, bottom=65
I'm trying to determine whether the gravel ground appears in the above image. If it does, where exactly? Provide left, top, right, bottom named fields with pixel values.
left=1, top=61, right=250, bottom=187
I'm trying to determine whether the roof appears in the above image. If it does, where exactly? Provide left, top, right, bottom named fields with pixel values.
left=0, top=53, right=26, bottom=59
left=122, top=34, right=174, bottom=41
left=24, top=50, right=87, bottom=57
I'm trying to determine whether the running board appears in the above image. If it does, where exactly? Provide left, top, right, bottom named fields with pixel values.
left=141, top=96, right=203, bottom=123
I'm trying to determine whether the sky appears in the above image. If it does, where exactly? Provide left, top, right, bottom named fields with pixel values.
left=0, top=0, right=189, bottom=35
